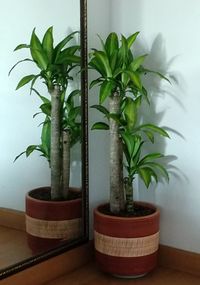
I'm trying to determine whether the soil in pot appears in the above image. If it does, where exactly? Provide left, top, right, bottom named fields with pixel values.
left=29, top=187, right=81, bottom=201
left=98, top=203, right=155, bottom=217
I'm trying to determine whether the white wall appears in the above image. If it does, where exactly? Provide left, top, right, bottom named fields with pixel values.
left=134, top=0, right=200, bottom=254
left=0, top=0, right=80, bottom=210
left=88, top=0, right=111, bottom=235
left=102, top=0, right=200, bottom=253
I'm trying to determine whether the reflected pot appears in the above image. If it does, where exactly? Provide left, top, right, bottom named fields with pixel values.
left=26, top=187, right=82, bottom=254
left=94, top=202, right=160, bottom=277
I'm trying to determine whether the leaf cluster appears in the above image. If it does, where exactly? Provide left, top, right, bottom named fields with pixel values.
left=89, top=32, right=171, bottom=189
left=10, top=27, right=80, bottom=92
left=11, top=27, right=81, bottom=163
left=89, top=32, right=150, bottom=105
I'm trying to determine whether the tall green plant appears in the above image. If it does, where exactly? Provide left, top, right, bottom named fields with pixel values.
left=89, top=32, right=170, bottom=214
left=10, top=27, right=81, bottom=200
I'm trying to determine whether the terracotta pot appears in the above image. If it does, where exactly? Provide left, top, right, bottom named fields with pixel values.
left=94, top=202, right=160, bottom=277
left=26, top=187, right=82, bottom=254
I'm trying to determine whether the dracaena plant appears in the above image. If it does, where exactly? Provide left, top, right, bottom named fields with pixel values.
left=89, top=32, right=170, bottom=214
left=10, top=27, right=81, bottom=200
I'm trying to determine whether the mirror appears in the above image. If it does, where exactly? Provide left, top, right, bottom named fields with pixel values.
left=0, top=0, right=88, bottom=279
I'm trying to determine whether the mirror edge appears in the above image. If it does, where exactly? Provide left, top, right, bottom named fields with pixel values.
left=80, top=0, right=89, bottom=240
left=0, top=0, right=88, bottom=279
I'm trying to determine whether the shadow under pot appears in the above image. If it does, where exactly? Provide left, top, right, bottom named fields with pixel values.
left=26, top=187, right=82, bottom=254
left=94, top=202, right=160, bottom=278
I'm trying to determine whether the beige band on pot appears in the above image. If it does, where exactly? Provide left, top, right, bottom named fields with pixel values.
left=94, top=231, right=159, bottom=257
left=26, top=215, right=82, bottom=239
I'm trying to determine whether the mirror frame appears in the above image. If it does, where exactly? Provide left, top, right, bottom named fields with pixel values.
left=0, top=0, right=88, bottom=279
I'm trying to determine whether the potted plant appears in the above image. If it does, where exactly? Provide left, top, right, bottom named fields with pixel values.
left=89, top=32, right=170, bottom=277
left=10, top=27, right=82, bottom=253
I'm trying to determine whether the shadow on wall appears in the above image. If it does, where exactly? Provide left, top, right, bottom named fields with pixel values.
left=134, top=33, right=188, bottom=203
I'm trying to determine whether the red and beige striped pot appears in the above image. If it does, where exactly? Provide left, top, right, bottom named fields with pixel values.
left=26, top=187, right=82, bottom=254
left=94, top=202, right=160, bottom=277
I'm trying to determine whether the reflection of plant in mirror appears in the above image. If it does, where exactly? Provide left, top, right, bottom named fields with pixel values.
left=10, top=27, right=81, bottom=200
left=89, top=32, right=170, bottom=215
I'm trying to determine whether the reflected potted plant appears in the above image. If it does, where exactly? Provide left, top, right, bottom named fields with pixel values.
left=89, top=32, right=170, bottom=277
left=10, top=27, right=82, bottom=253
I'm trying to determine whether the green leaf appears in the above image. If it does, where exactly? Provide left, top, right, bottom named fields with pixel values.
left=14, top=151, right=26, bottom=162
left=67, top=89, right=80, bottom=103
left=89, top=57, right=107, bottom=77
left=62, top=45, right=80, bottom=55
left=108, top=113, right=121, bottom=123
left=139, top=124, right=170, bottom=138
left=127, top=32, right=140, bottom=49
left=90, top=105, right=109, bottom=115
left=26, top=145, right=38, bottom=157
left=145, top=162, right=169, bottom=182
left=118, top=35, right=128, bottom=64
left=138, top=167, right=153, bottom=188
left=8, top=59, right=33, bottom=76
left=53, top=31, right=79, bottom=62
left=123, top=97, right=137, bottom=130
left=16, top=74, right=36, bottom=90
left=56, top=45, right=80, bottom=64
left=135, top=95, right=142, bottom=108
left=40, top=103, right=51, bottom=116
left=113, top=67, right=123, bottom=78
left=30, top=28, right=48, bottom=70
left=68, top=106, right=81, bottom=121
left=14, top=44, right=30, bottom=51
left=91, top=122, right=109, bottom=130
left=121, top=132, right=135, bottom=158
left=30, top=74, right=40, bottom=92
left=41, top=119, right=51, bottom=156
left=99, top=80, right=114, bottom=104
left=141, top=87, right=150, bottom=104
left=14, top=144, right=38, bottom=162
left=121, top=71, right=130, bottom=87
left=42, top=26, right=54, bottom=62
left=70, top=124, right=81, bottom=147
left=142, top=68, right=171, bottom=84
left=121, top=133, right=131, bottom=155
left=97, top=34, right=106, bottom=52
left=130, top=54, right=148, bottom=72
left=56, top=53, right=80, bottom=64
left=33, top=112, right=42, bottom=118
left=126, top=71, right=142, bottom=90
left=139, top=153, right=164, bottom=165
left=110, top=50, right=119, bottom=72
left=105, top=33, right=119, bottom=58
left=143, top=130, right=154, bottom=143
left=122, top=133, right=143, bottom=170
left=89, top=78, right=103, bottom=89
left=128, top=49, right=134, bottom=63
left=31, top=88, right=50, bottom=104
left=93, top=50, right=112, bottom=78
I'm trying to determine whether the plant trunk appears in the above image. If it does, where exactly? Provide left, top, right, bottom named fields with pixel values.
left=119, top=141, right=125, bottom=211
left=62, top=130, right=70, bottom=199
left=109, top=92, right=123, bottom=214
left=124, top=177, right=134, bottom=214
left=50, top=85, right=62, bottom=200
